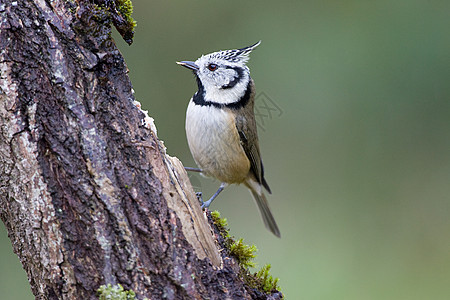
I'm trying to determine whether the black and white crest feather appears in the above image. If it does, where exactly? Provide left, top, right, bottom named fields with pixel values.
left=209, top=41, right=261, bottom=64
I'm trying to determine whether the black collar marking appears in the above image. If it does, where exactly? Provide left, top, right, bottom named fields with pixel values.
left=193, top=80, right=252, bottom=110
left=221, top=66, right=244, bottom=89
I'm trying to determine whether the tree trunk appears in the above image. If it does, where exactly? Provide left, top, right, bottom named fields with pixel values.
left=0, top=0, right=282, bottom=299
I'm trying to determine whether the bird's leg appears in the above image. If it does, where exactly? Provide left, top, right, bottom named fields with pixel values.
left=201, top=183, right=228, bottom=209
left=185, top=167, right=203, bottom=173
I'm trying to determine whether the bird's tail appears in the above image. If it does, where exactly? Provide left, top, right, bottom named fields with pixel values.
left=246, top=180, right=281, bottom=238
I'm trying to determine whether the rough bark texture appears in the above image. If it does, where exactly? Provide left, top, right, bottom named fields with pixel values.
left=0, top=0, right=283, bottom=299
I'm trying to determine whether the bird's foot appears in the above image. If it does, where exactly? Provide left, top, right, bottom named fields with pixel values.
left=195, top=192, right=212, bottom=210
left=200, top=183, right=227, bottom=210
left=195, top=192, right=203, bottom=204
left=201, top=198, right=213, bottom=210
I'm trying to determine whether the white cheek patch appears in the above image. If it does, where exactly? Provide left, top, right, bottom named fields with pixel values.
left=212, top=71, right=229, bottom=87
left=200, top=67, right=235, bottom=88
left=204, top=79, right=247, bottom=105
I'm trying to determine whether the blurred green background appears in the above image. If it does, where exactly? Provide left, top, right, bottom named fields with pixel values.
left=2, top=0, right=450, bottom=299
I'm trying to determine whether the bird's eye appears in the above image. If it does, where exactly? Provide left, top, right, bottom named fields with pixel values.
left=207, top=63, right=218, bottom=71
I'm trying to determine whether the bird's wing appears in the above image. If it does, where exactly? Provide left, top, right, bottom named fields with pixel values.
left=235, top=113, right=271, bottom=194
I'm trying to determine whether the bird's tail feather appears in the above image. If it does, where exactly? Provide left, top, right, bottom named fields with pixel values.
left=249, top=188, right=281, bottom=238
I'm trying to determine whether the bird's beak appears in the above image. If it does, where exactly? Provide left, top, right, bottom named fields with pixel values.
left=176, top=61, right=199, bottom=71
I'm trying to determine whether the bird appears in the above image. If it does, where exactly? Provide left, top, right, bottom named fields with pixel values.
left=177, top=41, right=280, bottom=237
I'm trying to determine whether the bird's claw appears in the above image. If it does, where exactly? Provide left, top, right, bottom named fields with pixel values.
left=195, top=192, right=212, bottom=210
left=195, top=192, right=203, bottom=204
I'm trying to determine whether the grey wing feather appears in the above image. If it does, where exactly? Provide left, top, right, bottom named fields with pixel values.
left=235, top=114, right=272, bottom=194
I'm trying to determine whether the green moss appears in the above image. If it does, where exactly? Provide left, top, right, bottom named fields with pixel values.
left=229, top=238, right=257, bottom=268
left=210, top=210, right=282, bottom=296
left=211, top=210, right=229, bottom=235
left=88, top=1, right=135, bottom=44
left=211, top=211, right=257, bottom=267
left=244, top=265, right=281, bottom=296
left=254, top=264, right=281, bottom=293
left=92, top=3, right=113, bottom=26
left=97, top=284, right=137, bottom=300
left=116, top=0, right=137, bottom=30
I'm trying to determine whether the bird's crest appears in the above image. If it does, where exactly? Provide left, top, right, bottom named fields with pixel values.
left=209, top=41, right=261, bottom=64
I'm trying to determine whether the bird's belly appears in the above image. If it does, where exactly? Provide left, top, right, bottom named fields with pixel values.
left=186, top=103, right=250, bottom=184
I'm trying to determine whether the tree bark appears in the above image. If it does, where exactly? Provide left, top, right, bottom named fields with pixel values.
left=0, top=0, right=282, bottom=299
